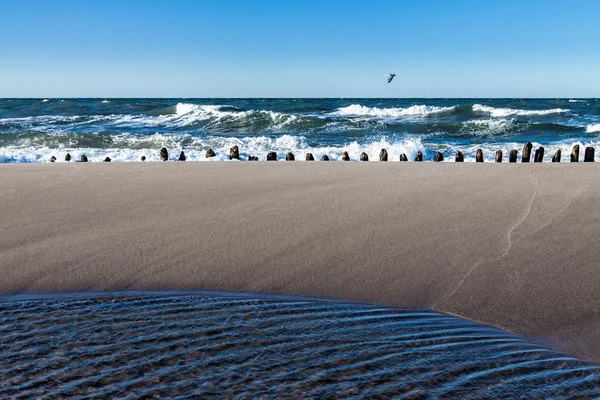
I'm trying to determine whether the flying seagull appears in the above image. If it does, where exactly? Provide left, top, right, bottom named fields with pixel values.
left=385, top=74, right=396, bottom=83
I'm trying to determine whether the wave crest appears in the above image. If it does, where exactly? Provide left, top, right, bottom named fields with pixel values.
left=473, top=104, right=569, bottom=117
left=330, top=104, right=458, bottom=119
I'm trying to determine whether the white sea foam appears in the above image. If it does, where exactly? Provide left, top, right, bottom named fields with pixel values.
left=586, top=124, right=600, bottom=133
left=0, top=134, right=428, bottom=163
left=472, top=104, right=569, bottom=117
left=5, top=135, right=600, bottom=163
left=102, top=100, right=110, bottom=104
left=330, top=104, right=457, bottom=119
left=42, top=99, right=50, bottom=102
left=569, top=99, right=586, bottom=103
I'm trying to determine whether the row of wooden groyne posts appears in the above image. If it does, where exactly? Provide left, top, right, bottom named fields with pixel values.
left=50, top=143, right=596, bottom=163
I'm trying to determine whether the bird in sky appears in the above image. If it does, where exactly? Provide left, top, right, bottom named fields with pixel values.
left=385, top=74, right=396, bottom=83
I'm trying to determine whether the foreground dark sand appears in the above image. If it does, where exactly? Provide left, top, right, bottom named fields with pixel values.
left=2, top=162, right=600, bottom=362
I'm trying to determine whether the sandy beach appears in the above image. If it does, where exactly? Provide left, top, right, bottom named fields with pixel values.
left=2, top=162, right=600, bottom=362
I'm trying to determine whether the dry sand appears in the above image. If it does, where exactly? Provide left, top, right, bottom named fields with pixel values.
left=2, top=162, right=600, bottom=362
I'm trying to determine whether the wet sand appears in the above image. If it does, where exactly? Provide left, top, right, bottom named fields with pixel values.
left=2, top=162, right=600, bottom=362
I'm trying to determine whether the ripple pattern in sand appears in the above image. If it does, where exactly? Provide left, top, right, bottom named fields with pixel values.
left=1, top=294, right=600, bottom=399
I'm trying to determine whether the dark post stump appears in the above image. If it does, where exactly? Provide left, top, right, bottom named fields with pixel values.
left=571, top=145, right=579, bottom=162
left=509, top=150, right=518, bottom=163
left=179, top=151, right=186, bottom=161
left=534, top=147, right=544, bottom=162
left=495, top=150, right=502, bottom=163
left=584, top=146, right=595, bottom=162
left=248, top=156, right=258, bottom=161
left=50, top=156, right=57, bottom=163
left=476, top=149, right=484, bottom=162
left=160, top=147, right=168, bottom=161
left=65, top=153, right=72, bottom=162
left=306, top=153, right=314, bottom=161
left=379, top=149, right=388, bottom=161
left=360, top=152, right=369, bottom=161
left=103, top=157, right=111, bottom=162
left=415, top=151, right=423, bottom=162
left=455, top=151, right=464, bottom=162
left=286, top=152, right=295, bottom=161
left=80, top=155, right=88, bottom=162
left=522, top=142, right=532, bottom=162
left=229, top=145, right=240, bottom=160
left=206, top=149, right=216, bottom=158
left=266, top=152, right=277, bottom=161
left=399, top=153, right=408, bottom=162
left=341, top=151, right=350, bottom=161
left=551, top=150, right=561, bottom=162
left=141, top=156, right=146, bottom=161
left=433, top=152, right=444, bottom=162
left=321, top=155, right=329, bottom=161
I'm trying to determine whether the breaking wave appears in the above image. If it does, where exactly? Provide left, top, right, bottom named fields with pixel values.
left=586, top=123, right=600, bottom=133
left=330, top=104, right=458, bottom=119
left=473, top=104, right=569, bottom=117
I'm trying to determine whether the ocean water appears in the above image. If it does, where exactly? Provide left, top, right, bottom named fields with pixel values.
left=0, top=98, right=599, bottom=163
left=2, top=293, right=600, bottom=399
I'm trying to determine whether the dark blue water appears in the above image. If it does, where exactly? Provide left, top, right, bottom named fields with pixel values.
left=0, top=98, right=599, bottom=162
left=2, top=293, right=600, bottom=398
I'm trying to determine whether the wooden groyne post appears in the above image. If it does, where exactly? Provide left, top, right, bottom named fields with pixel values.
left=379, top=149, right=388, bottom=161
left=584, top=147, right=595, bottom=162
left=509, top=150, right=518, bottom=163
left=534, top=147, right=544, bottom=162
left=522, top=142, right=532, bottom=162
left=571, top=145, right=580, bottom=162
left=455, top=151, right=464, bottom=162
left=552, top=150, right=561, bottom=162
left=476, top=149, right=484, bottom=162
left=495, top=150, right=502, bottom=163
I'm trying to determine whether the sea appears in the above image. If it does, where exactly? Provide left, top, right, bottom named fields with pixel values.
left=2, top=292, right=600, bottom=398
left=1, top=98, right=599, bottom=163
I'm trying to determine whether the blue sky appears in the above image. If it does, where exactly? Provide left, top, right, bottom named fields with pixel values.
left=1, top=0, right=599, bottom=97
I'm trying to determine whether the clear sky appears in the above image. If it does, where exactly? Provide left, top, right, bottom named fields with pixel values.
left=1, top=0, right=599, bottom=97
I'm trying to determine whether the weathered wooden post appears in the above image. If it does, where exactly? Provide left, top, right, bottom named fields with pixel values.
left=360, top=152, right=369, bottom=161
left=104, top=157, right=111, bottom=162
left=379, top=149, right=388, bottom=161
left=206, top=149, right=216, bottom=158
left=495, top=150, right=502, bottom=163
left=534, top=147, right=544, bottom=162
left=179, top=151, right=186, bottom=161
left=267, top=152, right=277, bottom=161
left=321, top=155, right=329, bottom=161
left=433, top=152, right=444, bottom=162
left=80, top=154, right=88, bottom=162
left=509, top=150, right=518, bottom=163
left=50, top=156, right=57, bottom=162
left=476, top=149, right=484, bottom=162
left=551, top=150, right=561, bottom=162
left=286, top=152, right=295, bottom=161
left=229, top=146, right=240, bottom=160
left=341, top=151, right=350, bottom=161
left=399, top=153, right=408, bottom=162
left=455, top=151, right=464, bottom=162
left=65, top=153, right=72, bottom=162
left=415, top=151, right=423, bottom=162
left=248, top=156, right=258, bottom=161
left=160, top=147, right=168, bottom=161
left=584, top=146, right=595, bottom=162
left=571, top=145, right=579, bottom=162
left=306, top=153, right=314, bottom=161
left=522, top=142, right=532, bottom=162
left=141, top=156, right=146, bottom=161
